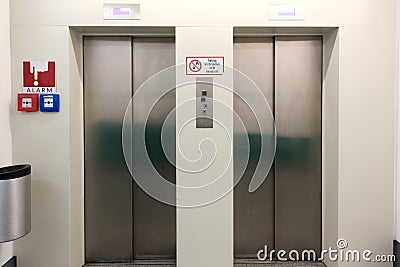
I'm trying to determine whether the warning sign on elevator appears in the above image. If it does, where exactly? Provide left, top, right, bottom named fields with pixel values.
left=186, top=56, right=224, bottom=75
left=22, top=61, right=56, bottom=93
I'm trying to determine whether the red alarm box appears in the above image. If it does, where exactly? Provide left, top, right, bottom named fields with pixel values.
left=17, top=93, right=39, bottom=112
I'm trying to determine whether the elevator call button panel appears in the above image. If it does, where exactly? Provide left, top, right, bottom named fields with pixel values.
left=17, top=93, right=39, bottom=112
left=196, top=77, right=213, bottom=128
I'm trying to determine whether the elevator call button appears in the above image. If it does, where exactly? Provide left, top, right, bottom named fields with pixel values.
left=196, top=78, right=213, bottom=128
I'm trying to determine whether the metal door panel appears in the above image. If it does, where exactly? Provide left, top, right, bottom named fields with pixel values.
left=233, top=38, right=275, bottom=258
left=132, top=38, right=176, bottom=259
left=84, top=37, right=133, bottom=261
left=274, top=36, right=322, bottom=254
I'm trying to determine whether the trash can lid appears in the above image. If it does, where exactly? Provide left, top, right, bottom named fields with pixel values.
left=0, top=164, right=31, bottom=180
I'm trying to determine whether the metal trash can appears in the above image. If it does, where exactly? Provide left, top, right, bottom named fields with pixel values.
left=0, top=164, right=31, bottom=243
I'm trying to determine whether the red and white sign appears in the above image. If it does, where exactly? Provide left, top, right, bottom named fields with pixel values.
left=186, top=56, right=224, bottom=75
left=23, top=61, right=56, bottom=93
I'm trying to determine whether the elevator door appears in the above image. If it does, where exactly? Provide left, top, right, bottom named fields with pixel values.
left=234, top=36, right=322, bottom=258
left=84, top=37, right=176, bottom=263
left=233, top=38, right=275, bottom=257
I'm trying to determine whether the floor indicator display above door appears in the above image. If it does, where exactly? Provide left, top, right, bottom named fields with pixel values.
left=103, top=4, right=141, bottom=20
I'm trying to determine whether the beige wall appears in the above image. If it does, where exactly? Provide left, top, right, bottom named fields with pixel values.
left=396, top=0, right=400, bottom=243
left=12, top=27, right=71, bottom=267
left=0, top=0, right=13, bottom=264
left=10, top=1, right=396, bottom=267
left=176, top=27, right=233, bottom=267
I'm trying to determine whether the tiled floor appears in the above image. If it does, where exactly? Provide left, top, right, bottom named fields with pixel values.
left=84, top=260, right=326, bottom=267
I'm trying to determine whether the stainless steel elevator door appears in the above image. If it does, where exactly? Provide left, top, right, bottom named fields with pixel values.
left=233, top=36, right=322, bottom=259
left=84, top=37, right=133, bottom=262
left=84, top=37, right=176, bottom=263
left=233, top=38, right=275, bottom=258
left=275, top=36, right=322, bottom=254
left=132, top=38, right=176, bottom=260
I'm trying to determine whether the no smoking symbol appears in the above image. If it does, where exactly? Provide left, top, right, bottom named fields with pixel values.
left=189, top=60, right=202, bottom=72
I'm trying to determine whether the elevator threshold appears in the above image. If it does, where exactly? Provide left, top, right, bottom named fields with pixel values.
left=84, top=259, right=326, bottom=267
left=84, top=259, right=175, bottom=267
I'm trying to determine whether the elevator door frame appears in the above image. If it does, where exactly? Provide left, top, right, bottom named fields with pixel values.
left=233, top=35, right=323, bottom=260
left=66, top=25, right=338, bottom=267
left=83, top=36, right=176, bottom=263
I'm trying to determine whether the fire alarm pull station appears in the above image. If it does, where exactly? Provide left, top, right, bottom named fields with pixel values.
left=40, top=94, right=60, bottom=112
left=17, top=93, right=39, bottom=112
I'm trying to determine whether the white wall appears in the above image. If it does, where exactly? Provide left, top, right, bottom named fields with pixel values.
left=176, top=27, right=233, bottom=267
left=10, top=1, right=397, bottom=267
left=12, top=27, right=71, bottom=267
left=0, top=0, right=13, bottom=265
left=396, top=0, right=400, bottom=242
